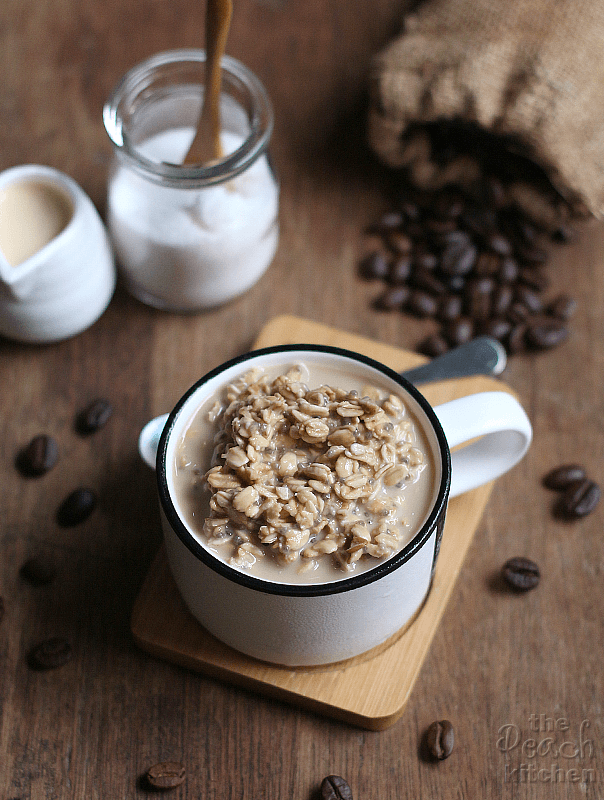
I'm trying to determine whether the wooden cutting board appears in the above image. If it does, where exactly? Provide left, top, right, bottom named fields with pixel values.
left=131, top=315, right=515, bottom=730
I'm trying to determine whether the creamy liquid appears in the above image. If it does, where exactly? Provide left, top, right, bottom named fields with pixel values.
left=0, top=180, right=73, bottom=267
left=171, top=361, right=439, bottom=585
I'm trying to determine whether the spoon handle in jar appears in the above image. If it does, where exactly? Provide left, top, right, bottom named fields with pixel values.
left=184, top=0, right=233, bottom=165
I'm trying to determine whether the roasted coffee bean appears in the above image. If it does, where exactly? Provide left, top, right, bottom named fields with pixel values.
left=506, top=323, right=528, bottom=354
left=445, top=274, right=466, bottom=293
left=543, top=464, right=587, bottom=491
left=556, top=479, right=601, bottom=519
left=425, top=719, right=455, bottom=760
left=407, top=290, right=439, bottom=318
left=145, top=762, right=186, bottom=791
left=437, top=293, right=463, bottom=322
left=0, top=596, right=4, bottom=625
left=386, top=230, right=413, bottom=254
left=20, top=558, right=55, bottom=586
left=518, top=267, right=549, bottom=293
left=502, top=557, right=540, bottom=591
left=516, top=243, right=548, bottom=265
left=28, top=637, right=72, bottom=670
left=432, top=192, right=464, bottom=219
left=358, top=251, right=390, bottom=281
left=410, top=267, right=446, bottom=295
left=367, top=211, right=404, bottom=233
left=389, top=255, right=412, bottom=284
left=321, top=775, right=353, bottom=800
left=373, top=285, right=410, bottom=311
left=487, top=232, right=513, bottom=256
left=551, top=223, right=576, bottom=243
left=56, top=488, right=97, bottom=527
left=525, top=318, right=568, bottom=349
left=514, top=284, right=543, bottom=314
left=547, top=294, right=577, bottom=320
left=418, top=333, right=449, bottom=358
left=474, top=251, right=500, bottom=277
left=440, top=234, right=477, bottom=276
left=498, top=256, right=519, bottom=283
left=76, top=398, right=113, bottom=434
left=16, top=434, right=59, bottom=477
left=480, top=317, right=512, bottom=342
left=506, top=301, right=530, bottom=324
left=443, top=317, right=474, bottom=346
left=491, top=284, right=514, bottom=316
left=413, top=248, right=439, bottom=271
left=465, top=277, right=494, bottom=320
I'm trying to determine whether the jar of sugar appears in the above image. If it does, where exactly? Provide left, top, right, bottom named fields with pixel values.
left=103, top=49, right=279, bottom=311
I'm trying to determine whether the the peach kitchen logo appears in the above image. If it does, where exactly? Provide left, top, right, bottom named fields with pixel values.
left=496, top=714, right=599, bottom=785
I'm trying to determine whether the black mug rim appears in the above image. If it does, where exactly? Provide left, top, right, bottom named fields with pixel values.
left=157, top=344, right=452, bottom=597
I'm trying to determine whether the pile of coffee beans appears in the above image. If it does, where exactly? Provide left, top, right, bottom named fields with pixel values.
left=359, top=124, right=580, bottom=357
left=543, top=464, right=601, bottom=519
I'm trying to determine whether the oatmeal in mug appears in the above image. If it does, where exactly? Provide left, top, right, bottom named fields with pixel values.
left=173, top=363, right=435, bottom=583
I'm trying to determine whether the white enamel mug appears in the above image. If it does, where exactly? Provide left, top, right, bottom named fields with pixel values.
left=144, top=345, right=532, bottom=667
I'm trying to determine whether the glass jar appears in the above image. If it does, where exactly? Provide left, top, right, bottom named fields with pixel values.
left=103, top=49, right=279, bottom=311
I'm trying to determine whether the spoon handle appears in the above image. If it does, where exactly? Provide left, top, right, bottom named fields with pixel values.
left=184, top=0, right=233, bottom=165
left=401, top=336, right=507, bottom=385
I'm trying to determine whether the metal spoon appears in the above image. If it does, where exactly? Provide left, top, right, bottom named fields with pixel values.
left=138, top=337, right=506, bottom=469
left=400, top=335, right=506, bottom=385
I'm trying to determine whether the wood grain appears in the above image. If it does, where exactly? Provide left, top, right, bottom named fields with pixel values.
left=0, top=0, right=603, bottom=797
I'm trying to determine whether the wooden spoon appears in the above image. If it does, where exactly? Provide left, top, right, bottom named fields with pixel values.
left=183, top=0, right=233, bottom=166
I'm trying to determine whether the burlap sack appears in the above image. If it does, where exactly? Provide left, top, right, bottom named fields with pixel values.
left=368, top=0, right=604, bottom=217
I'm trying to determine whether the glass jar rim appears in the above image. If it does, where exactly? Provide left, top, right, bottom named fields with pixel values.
left=103, top=48, right=274, bottom=187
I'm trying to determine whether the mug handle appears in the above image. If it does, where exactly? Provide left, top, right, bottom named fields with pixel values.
left=433, top=391, right=532, bottom=498
left=138, top=413, right=169, bottom=470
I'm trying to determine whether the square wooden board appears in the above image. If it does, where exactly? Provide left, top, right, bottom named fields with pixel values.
left=131, top=315, right=514, bottom=729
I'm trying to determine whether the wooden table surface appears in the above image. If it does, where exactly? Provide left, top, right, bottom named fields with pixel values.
left=1, top=1, right=603, bottom=798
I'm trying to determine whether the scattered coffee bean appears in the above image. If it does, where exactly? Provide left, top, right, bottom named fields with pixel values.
left=56, top=488, right=97, bottom=527
left=438, top=293, right=463, bottom=322
left=386, top=230, right=413, bottom=254
left=425, top=719, right=455, bottom=760
left=321, top=775, right=353, bottom=800
left=28, top=637, right=72, bottom=670
left=443, top=316, right=474, bottom=346
left=0, top=596, right=4, bottom=625
left=543, top=464, right=587, bottom=491
left=76, top=398, right=113, bottom=435
left=506, top=322, right=528, bottom=354
left=359, top=251, right=389, bottom=281
left=556, top=478, right=601, bottom=519
left=373, top=285, right=410, bottom=311
left=418, top=333, right=450, bottom=358
left=20, top=558, right=55, bottom=586
left=389, top=254, right=412, bottom=284
left=502, top=557, right=540, bottom=591
left=407, top=289, right=439, bottom=318
left=145, top=762, right=186, bottom=791
left=525, top=318, right=569, bottom=349
left=547, top=294, right=577, bottom=320
left=16, top=434, right=59, bottom=477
